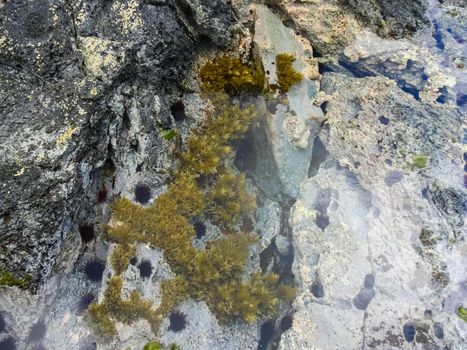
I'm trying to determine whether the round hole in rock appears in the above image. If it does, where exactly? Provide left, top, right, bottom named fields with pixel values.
left=168, top=311, right=187, bottom=332
left=134, top=184, right=151, bottom=205
left=27, top=320, right=46, bottom=343
left=0, top=312, right=5, bottom=333
left=84, top=260, right=105, bottom=283
left=171, top=101, right=186, bottom=122
left=97, top=188, right=107, bottom=204
left=193, top=221, right=206, bottom=239
left=279, top=314, right=293, bottom=331
left=79, top=224, right=95, bottom=243
left=77, top=293, right=96, bottom=314
left=0, top=337, right=16, bottom=350
left=138, top=260, right=152, bottom=279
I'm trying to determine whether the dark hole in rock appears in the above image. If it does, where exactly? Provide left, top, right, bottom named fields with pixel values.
left=403, top=323, right=416, bottom=342
left=193, top=221, right=206, bottom=239
left=84, top=260, right=105, bottom=283
left=257, top=319, right=275, bottom=350
left=130, top=256, right=138, bottom=266
left=315, top=213, right=329, bottom=230
left=352, top=288, right=375, bottom=310
left=364, top=274, right=375, bottom=289
left=138, top=260, right=153, bottom=279
left=311, top=280, right=324, bottom=298
left=79, top=224, right=95, bottom=243
left=168, top=311, right=187, bottom=332
left=308, top=137, right=329, bottom=177
left=136, top=163, right=143, bottom=172
left=436, top=94, right=447, bottom=104
left=234, top=129, right=257, bottom=172
left=0, top=312, right=5, bottom=333
left=320, top=101, right=329, bottom=114
left=0, top=337, right=17, bottom=350
left=378, top=116, right=390, bottom=125
left=421, top=188, right=429, bottom=199
left=28, top=320, right=46, bottom=343
left=134, top=184, right=151, bottom=205
left=77, top=293, right=96, bottom=314
left=433, top=323, right=444, bottom=339
left=424, top=309, right=432, bottom=318
left=457, top=93, right=467, bottom=107
left=97, top=188, right=107, bottom=204
left=279, top=314, right=293, bottom=331
left=384, top=171, right=403, bottom=187
left=171, top=101, right=186, bottom=122
left=385, top=159, right=393, bottom=166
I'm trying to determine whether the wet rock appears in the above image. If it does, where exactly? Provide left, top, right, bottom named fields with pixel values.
left=342, top=0, right=428, bottom=37
left=253, top=5, right=324, bottom=199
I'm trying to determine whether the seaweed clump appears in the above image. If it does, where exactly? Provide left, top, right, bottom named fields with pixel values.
left=88, top=56, right=285, bottom=338
left=199, top=56, right=266, bottom=95
left=276, top=53, right=303, bottom=93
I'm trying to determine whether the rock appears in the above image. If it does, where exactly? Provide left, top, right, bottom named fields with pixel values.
left=0, top=0, right=235, bottom=287
left=158, top=300, right=259, bottom=350
left=252, top=5, right=324, bottom=199
left=342, top=0, right=428, bottom=37
left=281, top=72, right=466, bottom=349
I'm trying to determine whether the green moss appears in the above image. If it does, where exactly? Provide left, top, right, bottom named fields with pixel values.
left=199, top=56, right=266, bottom=95
left=411, top=154, right=429, bottom=169
left=143, top=342, right=180, bottom=350
left=276, top=53, right=303, bottom=93
left=0, top=270, right=29, bottom=289
left=161, top=129, right=177, bottom=141
left=457, top=306, right=467, bottom=322
left=144, top=342, right=162, bottom=350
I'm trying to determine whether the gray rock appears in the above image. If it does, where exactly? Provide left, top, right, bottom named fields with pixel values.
left=341, top=0, right=428, bottom=37
left=0, top=0, right=235, bottom=287
left=252, top=5, right=324, bottom=199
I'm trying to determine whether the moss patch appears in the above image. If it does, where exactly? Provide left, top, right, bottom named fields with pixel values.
left=199, top=56, right=266, bottom=95
left=0, top=270, right=29, bottom=289
left=276, top=53, right=303, bottom=93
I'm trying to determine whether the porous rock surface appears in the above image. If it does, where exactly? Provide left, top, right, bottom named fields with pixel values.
left=1, top=0, right=466, bottom=349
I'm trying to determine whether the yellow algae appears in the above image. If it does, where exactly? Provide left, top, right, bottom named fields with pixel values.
left=112, top=0, right=144, bottom=35
left=79, top=36, right=125, bottom=81
left=57, top=126, right=78, bottom=146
